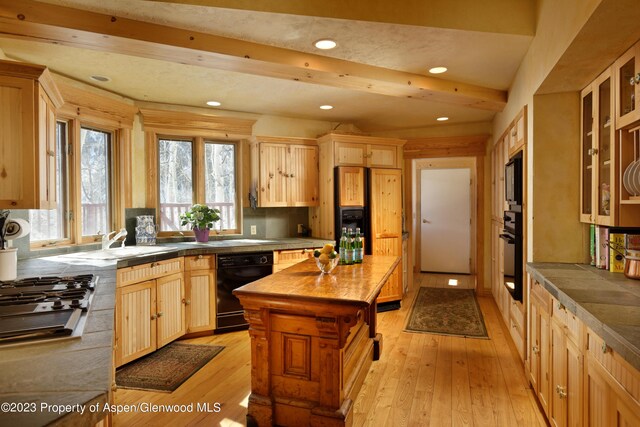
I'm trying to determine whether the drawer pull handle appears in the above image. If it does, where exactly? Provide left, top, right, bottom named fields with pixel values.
left=150, top=262, right=159, bottom=268
left=601, top=342, right=609, bottom=354
left=557, top=302, right=565, bottom=311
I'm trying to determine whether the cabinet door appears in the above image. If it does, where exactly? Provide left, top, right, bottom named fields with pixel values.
left=377, top=264, right=401, bottom=303
left=586, top=359, right=610, bottom=427
left=156, top=273, right=186, bottom=348
left=594, top=69, right=615, bottom=226
left=614, top=41, right=640, bottom=129
left=370, top=168, right=403, bottom=303
left=529, top=298, right=540, bottom=391
left=38, top=91, right=57, bottom=209
left=335, top=142, right=366, bottom=166
left=565, top=338, right=583, bottom=427
left=259, top=143, right=288, bottom=207
left=116, top=280, right=157, bottom=367
left=185, top=270, right=216, bottom=333
left=0, top=76, right=35, bottom=209
left=367, top=144, right=397, bottom=168
left=539, top=306, right=551, bottom=417
left=550, top=320, right=567, bottom=427
left=338, top=166, right=365, bottom=207
left=612, top=393, right=640, bottom=427
left=288, top=145, right=319, bottom=206
left=580, top=86, right=595, bottom=224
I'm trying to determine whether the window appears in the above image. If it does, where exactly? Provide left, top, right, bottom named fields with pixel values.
left=204, top=142, right=237, bottom=231
left=156, top=137, right=240, bottom=235
left=80, top=127, right=112, bottom=236
left=158, top=138, right=193, bottom=231
left=29, top=121, right=70, bottom=242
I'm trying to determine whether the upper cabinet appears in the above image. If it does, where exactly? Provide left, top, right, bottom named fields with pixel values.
left=614, top=40, right=640, bottom=129
left=251, top=136, right=319, bottom=208
left=0, top=60, right=64, bottom=209
left=580, top=67, right=616, bottom=226
left=335, top=141, right=399, bottom=168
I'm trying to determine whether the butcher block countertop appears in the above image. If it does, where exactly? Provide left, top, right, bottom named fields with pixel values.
left=234, top=255, right=400, bottom=306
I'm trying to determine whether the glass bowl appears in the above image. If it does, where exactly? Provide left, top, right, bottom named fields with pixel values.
left=315, top=256, right=339, bottom=274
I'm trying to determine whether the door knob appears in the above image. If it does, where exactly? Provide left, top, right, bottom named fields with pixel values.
left=422, top=219, right=430, bottom=224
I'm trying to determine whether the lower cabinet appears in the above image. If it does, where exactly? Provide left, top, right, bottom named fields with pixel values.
left=272, top=248, right=317, bottom=273
left=184, top=255, right=216, bottom=334
left=585, top=328, right=640, bottom=427
left=528, top=279, right=552, bottom=416
left=115, top=272, right=185, bottom=367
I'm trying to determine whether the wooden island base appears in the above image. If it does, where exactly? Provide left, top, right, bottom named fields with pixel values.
left=234, top=256, right=400, bottom=427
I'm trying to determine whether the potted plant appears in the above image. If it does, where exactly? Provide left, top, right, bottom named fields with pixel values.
left=179, top=204, right=221, bottom=243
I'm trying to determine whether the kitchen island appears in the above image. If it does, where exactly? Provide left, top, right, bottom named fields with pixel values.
left=234, top=255, right=400, bottom=427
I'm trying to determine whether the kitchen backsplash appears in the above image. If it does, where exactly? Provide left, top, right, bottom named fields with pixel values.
left=10, top=207, right=310, bottom=259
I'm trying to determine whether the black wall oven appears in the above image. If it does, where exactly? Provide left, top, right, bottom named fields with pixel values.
left=500, top=210, right=523, bottom=302
left=216, top=252, right=273, bottom=332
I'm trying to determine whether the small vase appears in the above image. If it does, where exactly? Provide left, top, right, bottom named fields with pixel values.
left=193, top=227, right=210, bottom=243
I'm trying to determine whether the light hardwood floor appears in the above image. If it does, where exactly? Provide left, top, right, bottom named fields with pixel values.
left=113, top=274, right=547, bottom=426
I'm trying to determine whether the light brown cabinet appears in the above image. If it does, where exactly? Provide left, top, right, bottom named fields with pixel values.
left=614, top=39, right=640, bottom=129
left=184, top=255, right=216, bottom=334
left=337, top=166, right=365, bottom=207
left=272, top=248, right=317, bottom=273
left=370, top=168, right=403, bottom=303
left=585, top=328, right=640, bottom=427
left=0, top=60, right=63, bottom=209
left=254, top=138, right=319, bottom=207
left=528, top=279, right=552, bottom=416
left=115, top=258, right=186, bottom=367
left=335, top=141, right=399, bottom=168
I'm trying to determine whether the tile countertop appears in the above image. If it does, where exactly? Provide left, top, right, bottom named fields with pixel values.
left=526, top=262, right=640, bottom=372
left=0, top=237, right=332, bottom=427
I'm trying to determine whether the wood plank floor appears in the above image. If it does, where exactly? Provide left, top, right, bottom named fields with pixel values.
left=113, top=273, right=547, bottom=426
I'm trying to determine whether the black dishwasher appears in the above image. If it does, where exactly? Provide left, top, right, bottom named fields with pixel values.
left=216, top=252, right=273, bottom=332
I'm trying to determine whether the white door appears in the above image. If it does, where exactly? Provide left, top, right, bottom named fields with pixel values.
left=420, top=168, right=471, bottom=273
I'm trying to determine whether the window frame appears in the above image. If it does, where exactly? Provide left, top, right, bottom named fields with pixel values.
left=155, top=135, right=242, bottom=237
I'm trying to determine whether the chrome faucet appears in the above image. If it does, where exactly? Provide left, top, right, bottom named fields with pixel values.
left=102, top=228, right=128, bottom=250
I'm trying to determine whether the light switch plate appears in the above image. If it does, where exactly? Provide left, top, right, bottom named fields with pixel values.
left=250, top=225, right=257, bottom=235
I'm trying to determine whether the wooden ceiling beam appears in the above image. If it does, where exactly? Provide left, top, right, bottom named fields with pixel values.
left=403, top=135, right=489, bottom=158
left=0, top=0, right=507, bottom=112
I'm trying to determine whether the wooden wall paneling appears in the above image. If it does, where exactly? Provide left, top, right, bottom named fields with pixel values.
left=0, top=1, right=507, bottom=112
left=145, top=131, right=158, bottom=209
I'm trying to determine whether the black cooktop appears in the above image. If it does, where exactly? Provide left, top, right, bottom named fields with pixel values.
left=0, top=274, right=97, bottom=343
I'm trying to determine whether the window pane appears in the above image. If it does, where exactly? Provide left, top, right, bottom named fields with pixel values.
left=29, top=121, right=69, bottom=241
left=159, top=139, right=193, bottom=231
left=205, top=142, right=237, bottom=231
left=81, top=127, right=111, bottom=236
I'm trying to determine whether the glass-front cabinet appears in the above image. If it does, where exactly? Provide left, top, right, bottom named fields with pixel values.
left=581, top=67, right=615, bottom=226
left=614, top=40, right=640, bottom=129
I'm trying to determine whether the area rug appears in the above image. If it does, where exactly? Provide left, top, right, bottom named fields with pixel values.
left=116, top=342, right=224, bottom=392
left=405, top=287, right=488, bottom=338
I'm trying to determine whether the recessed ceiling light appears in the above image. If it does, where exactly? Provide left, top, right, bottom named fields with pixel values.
left=206, top=101, right=221, bottom=107
left=319, top=105, right=333, bottom=110
left=429, top=66, right=448, bottom=74
left=90, top=75, right=110, bottom=82
left=437, top=117, right=449, bottom=121
left=314, top=39, right=337, bottom=50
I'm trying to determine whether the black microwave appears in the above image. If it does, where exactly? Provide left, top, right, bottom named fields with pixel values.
left=505, top=151, right=523, bottom=207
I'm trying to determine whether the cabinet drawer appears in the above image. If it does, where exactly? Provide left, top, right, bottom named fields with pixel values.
left=185, top=255, right=215, bottom=271
left=117, top=257, right=184, bottom=287
left=273, top=248, right=316, bottom=264
left=552, top=297, right=568, bottom=325
left=531, top=280, right=551, bottom=312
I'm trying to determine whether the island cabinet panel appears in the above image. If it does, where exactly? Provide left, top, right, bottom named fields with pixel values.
left=234, top=255, right=399, bottom=427
left=184, top=255, right=216, bottom=333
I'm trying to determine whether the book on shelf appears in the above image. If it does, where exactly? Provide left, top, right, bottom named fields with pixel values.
left=595, top=225, right=609, bottom=269
left=589, top=224, right=595, bottom=266
left=609, top=233, right=625, bottom=273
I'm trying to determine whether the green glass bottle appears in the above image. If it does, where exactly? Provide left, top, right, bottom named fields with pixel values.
left=346, top=228, right=355, bottom=265
left=354, top=227, right=363, bottom=263
left=339, top=227, right=348, bottom=265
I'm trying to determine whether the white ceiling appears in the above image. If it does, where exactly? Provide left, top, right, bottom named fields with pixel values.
left=0, top=0, right=534, bottom=132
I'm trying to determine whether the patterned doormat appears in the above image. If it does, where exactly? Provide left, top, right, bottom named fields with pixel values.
left=116, top=342, right=224, bottom=392
left=405, top=287, right=488, bottom=338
